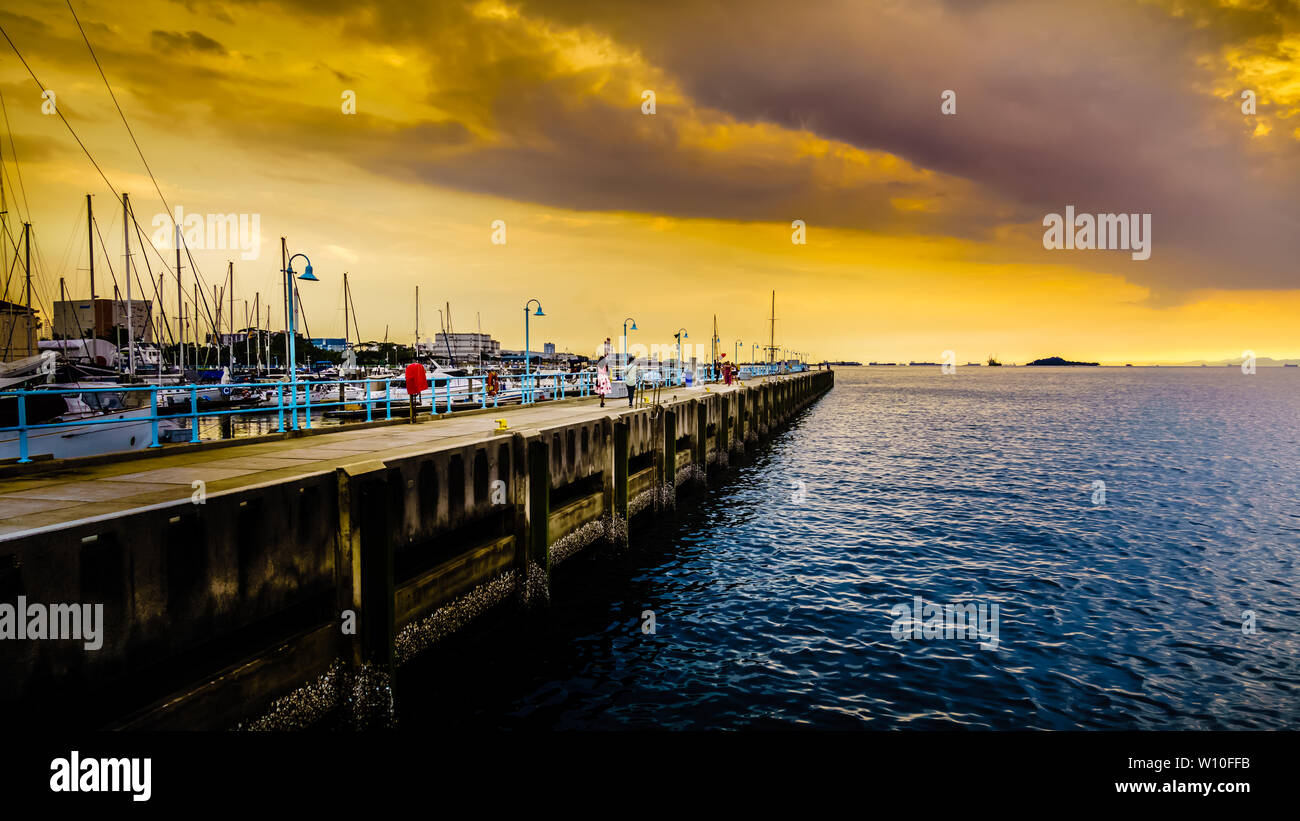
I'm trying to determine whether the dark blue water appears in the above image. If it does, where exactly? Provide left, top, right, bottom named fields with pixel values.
left=397, top=367, right=1300, bottom=729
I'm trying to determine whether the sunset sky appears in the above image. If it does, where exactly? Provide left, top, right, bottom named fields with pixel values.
left=1, top=0, right=1298, bottom=364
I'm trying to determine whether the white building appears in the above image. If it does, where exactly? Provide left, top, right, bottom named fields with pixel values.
left=432, top=332, right=500, bottom=362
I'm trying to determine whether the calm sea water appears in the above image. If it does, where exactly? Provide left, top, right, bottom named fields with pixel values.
left=396, top=366, right=1300, bottom=730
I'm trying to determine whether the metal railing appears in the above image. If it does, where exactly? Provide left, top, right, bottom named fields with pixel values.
left=1, top=363, right=806, bottom=463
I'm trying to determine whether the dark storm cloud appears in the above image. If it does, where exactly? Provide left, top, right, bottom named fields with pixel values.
left=150, top=29, right=228, bottom=55
left=25, top=0, right=1300, bottom=295
left=507, top=0, right=1300, bottom=292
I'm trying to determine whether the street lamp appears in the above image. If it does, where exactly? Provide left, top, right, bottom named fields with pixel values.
left=752, top=343, right=759, bottom=364
left=622, top=316, right=637, bottom=378
left=524, top=299, right=544, bottom=400
left=734, top=339, right=741, bottom=362
left=674, top=328, right=688, bottom=385
left=285, top=251, right=316, bottom=430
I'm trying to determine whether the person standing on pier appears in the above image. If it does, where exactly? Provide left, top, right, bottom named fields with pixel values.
left=596, top=354, right=612, bottom=408
left=624, top=357, right=640, bottom=407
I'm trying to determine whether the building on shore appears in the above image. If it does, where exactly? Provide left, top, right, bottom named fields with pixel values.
left=432, top=332, right=500, bottom=362
left=0, top=299, right=40, bottom=361
left=52, top=298, right=154, bottom=344
left=309, top=337, right=348, bottom=352
left=500, top=347, right=588, bottom=369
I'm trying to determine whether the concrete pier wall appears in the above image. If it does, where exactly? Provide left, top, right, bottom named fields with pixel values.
left=0, top=369, right=833, bottom=729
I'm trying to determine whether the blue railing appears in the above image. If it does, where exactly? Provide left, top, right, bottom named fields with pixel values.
left=0, top=363, right=806, bottom=463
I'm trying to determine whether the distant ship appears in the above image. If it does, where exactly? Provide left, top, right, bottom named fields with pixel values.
left=987, top=355, right=1002, bottom=366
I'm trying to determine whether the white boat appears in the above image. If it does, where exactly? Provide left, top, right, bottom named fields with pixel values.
left=0, top=383, right=186, bottom=461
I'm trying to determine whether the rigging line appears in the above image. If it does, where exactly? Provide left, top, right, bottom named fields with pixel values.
left=0, top=219, right=41, bottom=313
left=2, top=221, right=54, bottom=336
left=0, top=25, right=183, bottom=334
left=65, top=1, right=220, bottom=318
left=1, top=21, right=217, bottom=314
left=0, top=146, right=31, bottom=229
left=51, top=203, right=84, bottom=300
left=65, top=0, right=167, bottom=215
left=1, top=227, right=20, bottom=302
left=27, top=226, right=61, bottom=317
left=120, top=197, right=166, bottom=355
left=132, top=216, right=174, bottom=347
left=0, top=87, right=32, bottom=219
left=0, top=24, right=121, bottom=203
left=90, top=215, right=117, bottom=288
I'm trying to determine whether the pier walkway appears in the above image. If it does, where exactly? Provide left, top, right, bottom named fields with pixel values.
left=2, top=369, right=833, bottom=730
left=0, top=380, right=744, bottom=539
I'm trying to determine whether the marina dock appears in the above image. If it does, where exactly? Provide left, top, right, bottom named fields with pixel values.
left=0, top=368, right=833, bottom=729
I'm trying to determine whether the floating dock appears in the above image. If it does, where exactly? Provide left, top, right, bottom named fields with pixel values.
left=0, top=369, right=833, bottom=729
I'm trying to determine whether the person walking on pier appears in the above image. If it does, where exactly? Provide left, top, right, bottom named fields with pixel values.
left=624, top=357, right=640, bottom=407
left=596, top=356, right=612, bottom=408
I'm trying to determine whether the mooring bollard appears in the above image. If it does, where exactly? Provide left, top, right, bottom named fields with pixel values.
left=695, top=400, right=707, bottom=482
left=334, top=461, right=394, bottom=728
left=663, top=408, right=677, bottom=504
left=613, top=418, right=629, bottom=522
left=527, top=435, right=550, bottom=579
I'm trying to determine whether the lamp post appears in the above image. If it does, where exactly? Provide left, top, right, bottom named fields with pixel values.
left=524, top=299, right=544, bottom=401
left=622, top=316, right=637, bottom=379
left=734, top=339, right=741, bottom=362
left=752, top=343, right=759, bottom=365
left=674, top=328, right=688, bottom=385
left=284, top=251, right=316, bottom=430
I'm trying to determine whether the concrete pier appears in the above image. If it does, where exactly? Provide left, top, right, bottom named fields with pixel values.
left=0, top=369, right=833, bottom=729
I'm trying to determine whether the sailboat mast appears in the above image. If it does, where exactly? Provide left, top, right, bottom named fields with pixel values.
left=264, top=303, right=271, bottom=374
left=23, top=222, right=32, bottom=356
left=0, top=135, right=5, bottom=283
left=228, top=261, right=234, bottom=370
left=253, top=292, right=261, bottom=374
left=768, top=290, right=776, bottom=364
left=59, top=277, right=67, bottom=352
left=87, top=194, right=95, bottom=299
left=176, top=225, right=184, bottom=373
left=123, top=192, right=135, bottom=378
left=227, top=262, right=235, bottom=368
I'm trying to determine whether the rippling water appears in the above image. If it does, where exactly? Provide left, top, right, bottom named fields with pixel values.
left=397, top=366, right=1300, bottom=730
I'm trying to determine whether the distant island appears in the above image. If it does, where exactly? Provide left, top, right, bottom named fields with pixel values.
left=1026, top=356, right=1099, bottom=366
